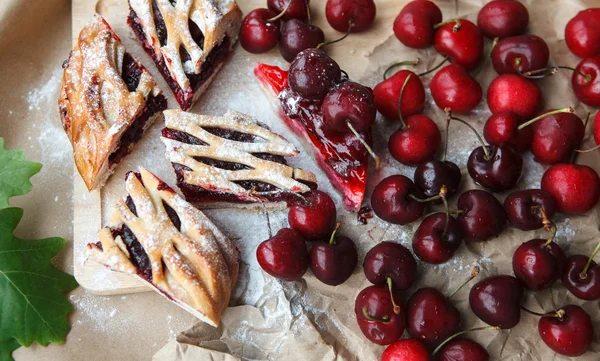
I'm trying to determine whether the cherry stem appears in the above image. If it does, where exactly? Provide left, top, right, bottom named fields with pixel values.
left=362, top=306, right=390, bottom=323
left=305, top=0, right=311, bottom=24
left=387, top=277, right=401, bottom=314
left=267, top=0, right=293, bottom=22
left=263, top=205, right=273, bottom=239
left=448, top=265, right=480, bottom=300
left=409, top=193, right=442, bottom=203
left=580, top=240, right=600, bottom=279
left=418, top=56, right=449, bottom=77
left=472, top=37, right=499, bottom=77
left=397, top=73, right=413, bottom=129
left=383, top=59, right=420, bottom=80
left=522, top=66, right=592, bottom=82
left=440, top=185, right=450, bottom=237
left=346, top=122, right=381, bottom=169
left=446, top=108, right=490, bottom=160
left=318, top=19, right=354, bottom=49
left=576, top=144, right=600, bottom=153
left=433, top=326, right=499, bottom=355
left=255, top=190, right=313, bottom=206
left=517, top=107, right=574, bottom=130
left=433, top=18, right=461, bottom=31
left=521, top=306, right=565, bottom=319
left=442, top=114, right=451, bottom=162
left=572, top=111, right=591, bottom=165
left=329, top=222, right=341, bottom=245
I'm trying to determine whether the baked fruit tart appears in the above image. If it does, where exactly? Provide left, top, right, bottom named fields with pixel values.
left=87, top=167, right=239, bottom=326
left=128, top=0, right=243, bottom=110
left=59, top=14, right=167, bottom=191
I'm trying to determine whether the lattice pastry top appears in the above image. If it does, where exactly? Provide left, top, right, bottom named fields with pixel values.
left=87, top=167, right=239, bottom=326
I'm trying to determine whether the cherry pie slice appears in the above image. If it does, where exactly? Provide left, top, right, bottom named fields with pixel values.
left=87, top=167, right=239, bottom=326
left=128, top=0, right=242, bottom=111
left=161, top=109, right=318, bottom=206
left=59, top=14, right=167, bottom=191
left=254, top=64, right=370, bottom=211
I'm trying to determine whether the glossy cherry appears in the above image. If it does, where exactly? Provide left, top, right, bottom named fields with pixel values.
left=407, top=286, right=464, bottom=344
left=513, top=237, right=566, bottom=291
left=565, top=8, right=600, bottom=58
left=288, top=48, right=341, bottom=99
left=530, top=110, right=584, bottom=164
left=363, top=241, right=417, bottom=290
left=309, top=226, right=358, bottom=286
left=413, top=213, right=463, bottom=264
left=268, top=0, right=310, bottom=22
left=435, top=338, right=490, bottom=361
left=572, top=56, right=600, bottom=107
left=279, top=19, right=325, bottom=62
left=389, top=114, right=441, bottom=166
left=355, top=285, right=405, bottom=345
left=539, top=305, right=593, bottom=357
left=393, top=0, right=442, bottom=49
left=288, top=190, right=337, bottom=241
left=431, top=64, right=482, bottom=113
left=381, top=339, right=430, bottom=361
left=483, top=112, right=533, bottom=152
left=562, top=240, right=600, bottom=300
left=325, top=0, right=377, bottom=33
left=503, top=189, right=556, bottom=231
left=487, top=74, right=541, bottom=119
left=477, top=0, right=529, bottom=39
left=434, top=19, right=484, bottom=70
left=457, top=190, right=506, bottom=242
left=491, top=35, right=549, bottom=74
left=371, top=175, right=426, bottom=225
left=542, top=163, right=600, bottom=214
left=414, top=160, right=462, bottom=200
left=469, top=275, right=523, bottom=329
left=240, top=9, right=281, bottom=54
left=257, top=228, right=308, bottom=281
left=374, top=69, right=425, bottom=120
left=322, top=81, right=376, bottom=133
left=468, top=144, right=523, bottom=192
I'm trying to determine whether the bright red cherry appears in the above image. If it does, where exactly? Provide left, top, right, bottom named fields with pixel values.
left=483, top=112, right=533, bottom=152
left=374, top=70, right=425, bottom=120
left=503, top=189, right=556, bottom=231
left=381, top=339, right=430, bottom=361
left=513, top=238, right=566, bottom=291
left=529, top=109, right=584, bottom=164
left=572, top=56, right=600, bottom=107
left=436, top=338, right=490, bottom=361
left=469, top=275, right=523, bottom=329
left=407, top=287, right=461, bottom=344
left=288, top=190, right=336, bottom=241
left=388, top=114, right=441, bottom=166
left=565, top=8, right=600, bottom=58
left=279, top=19, right=325, bottom=62
left=322, top=81, right=377, bottom=133
left=240, top=9, right=281, bottom=54
left=355, top=285, right=405, bottom=345
left=491, top=35, right=549, bottom=74
left=541, top=163, right=600, bottom=214
left=539, top=305, right=593, bottom=357
left=363, top=241, right=417, bottom=290
left=457, top=190, right=506, bottom=242
left=371, top=175, right=426, bottom=225
left=309, top=227, right=357, bottom=286
left=431, top=64, right=482, bottom=113
left=487, top=74, right=542, bottom=119
left=413, top=213, right=463, bottom=264
left=434, top=19, right=484, bottom=70
left=467, top=144, right=523, bottom=192
left=393, top=0, right=443, bottom=49
left=477, top=0, right=529, bottom=39
left=257, top=228, right=308, bottom=281
left=325, top=0, right=377, bottom=33
left=268, top=0, right=310, bottom=22
left=288, top=48, right=341, bottom=99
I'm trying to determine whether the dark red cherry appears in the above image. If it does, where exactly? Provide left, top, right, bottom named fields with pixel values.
left=388, top=115, right=441, bottom=166
left=407, top=288, right=460, bottom=344
left=469, top=275, right=523, bottom=329
left=488, top=74, right=542, bottom=119
left=322, top=81, right=376, bottom=133
left=565, top=8, right=600, bottom=58
left=393, top=0, right=443, bottom=49
left=530, top=110, right=584, bottom=164
left=467, top=144, right=523, bottom=192
left=268, top=0, right=310, bottom=22
left=503, top=189, right=556, bottom=231
left=562, top=245, right=600, bottom=301
left=477, top=0, right=529, bottom=39
left=434, top=19, right=484, bottom=70
left=457, top=190, right=506, bottom=242
left=431, top=64, right=482, bottom=113
left=539, top=305, right=593, bottom=357
left=256, top=228, right=308, bottom=281
left=572, top=56, right=600, bottom=107
left=288, top=48, right=341, bottom=99
left=288, top=190, right=336, bottom=241
left=483, top=112, right=533, bottom=152
left=491, top=35, right=549, bottom=74
left=436, top=338, right=490, bottom=361
left=542, top=163, right=600, bottom=214
left=355, top=285, right=405, bottom=345
left=373, top=70, right=425, bottom=120
left=279, top=19, right=325, bottom=62
left=382, top=339, right=430, bottom=361
left=325, top=0, right=377, bottom=33
left=363, top=241, right=417, bottom=290
left=413, top=213, right=463, bottom=264
left=309, top=231, right=357, bottom=286
left=414, top=160, right=462, bottom=200
left=371, top=175, right=426, bottom=225
left=513, top=239, right=566, bottom=291
left=240, top=9, right=281, bottom=54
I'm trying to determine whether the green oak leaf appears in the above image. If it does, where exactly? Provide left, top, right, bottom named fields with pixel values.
left=0, top=138, right=42, bottom=209
left=0, top=339, right=19, bottom=361
left=0, top=207, right=78, bottom=361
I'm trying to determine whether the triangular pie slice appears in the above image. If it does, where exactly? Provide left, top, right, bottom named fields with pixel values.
left=87, top=167, right=239, bottom=326
left=161, top=109, right=318, bottom=206
left=254, top=64, right=370, bottom=211
left=59, top=14, right=167, bottom=191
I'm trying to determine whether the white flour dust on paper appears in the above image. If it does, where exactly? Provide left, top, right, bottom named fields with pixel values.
left=26, top=68, right=62, bottom=111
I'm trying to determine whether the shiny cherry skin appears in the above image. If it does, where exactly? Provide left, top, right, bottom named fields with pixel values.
left=279, top=19, right=325, bottom=62
left=288, top=48, right=341, bottom=99
left=541, top=163, right=600, bottom=214
left=393, top=0, right=442, bottom=49
left=491, top=35, right=549, bottom=74
left=371, top=175, right=426, bottom=225
left=413, top=213, right=463, bottom=264
left=355, top=285, right=405, bottom=345
left=503, top=189, right=556, bottom=231
left=434, top=19, right=484, bottom=70
left=572, top=56, right=600, bottom=107
left=469, top=275, right=523, bottom=329
left=565, top=8, right=600, bottom=58
left=363, top=241, right=417, bottom=290
left=381, top=339, right=430, bottom=361
left=539, top=305, right=593, bottom=357
left=436, top=338, right=490, bottom=361
left=562, top=254, right=600, bottom=300
left=467, top=144, right=523, bottom=192
left=240, top=9, right=281, bottom=54
left=457, top=190, right=506, bottom=242
left=256, top=228, right=308, bottom=281
left=309, top=234, right=357, bottom=286
left=483, top=112, right=533, bottom=152
left=325, top=0, right=377, bottom=33
left=268, top=0, right=310, bottom=22
left=431, top=64, right=482, bottom=113
left=488, top=74, right=542, bottom=119
left=530, top=111, right=584, bottom=164
left=322, top=81, right=376, bottom=133
left=374, top=70, right=425, bottom=120
left=288, top=190, right=336, bottom=241
left=407, top=287, right=461, bottom=344
left=512, top=239, right=566, bottom=291
left=414, top=160, right=462, bottom=200
left=388, top=115, right=441, bottom=166
left=477, top=0, right=529, bottom=39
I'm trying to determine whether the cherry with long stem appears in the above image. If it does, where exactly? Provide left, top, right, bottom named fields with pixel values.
left=521, top=306, right=565, bottom=319
left=383, top=59, right=420, bottom=80
left=521, top=66, right=592, bottom=81
left=517, top=107, right=575, bottom=130
left=579, top=241, right=600, bottom=280
left=446, top=108, right=491, bottom=160
left=433, top=326, right=500, bottom=355
left=317, top=19, right=354, bottom=49
left=448, top=265, right=480, bottom=300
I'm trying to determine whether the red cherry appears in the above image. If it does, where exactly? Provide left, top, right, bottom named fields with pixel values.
left=457, top=190, right=506, bottom=242
left=388, top=114, right=441, bottom=166
left=325, top=0, right=377, bottom=33
left=288, top=48, right=341, bottom=99
left=469, top=275, right=523, bottom=329
left=541, top=163, right=600, bottom=214
left=240, top=9, right=281, bottom=54
left=565, top=8, right=600, bottom=58
left=434, top=19, right=484, bottom=70
left=355, top=285, right=406, bottom=345
left=363, top=241, right=417, bottom=290
left=407, top=287, right=461, bottom=344
left=477, top=0, right=529, bottom=39
left=436, top=338, right=489, bottom=361
left=539, top=305, right=593, bottom=357
left=309, top=228, right=357, bottom=286
left=503, top=189, right=557, bottom=231
left=288, top=190, right=337, bottom=241
left=374, top=70, right=425, bottom=120
left=562, top=240, right=600, bottom=300
left=491, top=35, right=549, bottom=74
left=413, top=213, right=463, bottom=264
left=279, top=19, right=325, bottom=63
left=488, top=74, right=541, bottom=119
left=530, top=110, right=584, bottom=164
left=414, top=160, right=462, bottom=201
left=256, top=228, right=308, bottom=281
left=322, top=81, right=376, bottom=133
left=483, top=112, right=533, bottom=152
left=381, top=339, right=430, bottom=361
left=371, top=175, right=426, bottom=225
left=268, top=0, right=310, bottom=22
left=467, top=144, right=523, bottom=192
left=393, top=0, right=443, bottom=49
left=430, top=64, right=482, bottom=113
left=512, top=238, right=566, bottom=291
left=572, top=56, right=600, bottom=107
